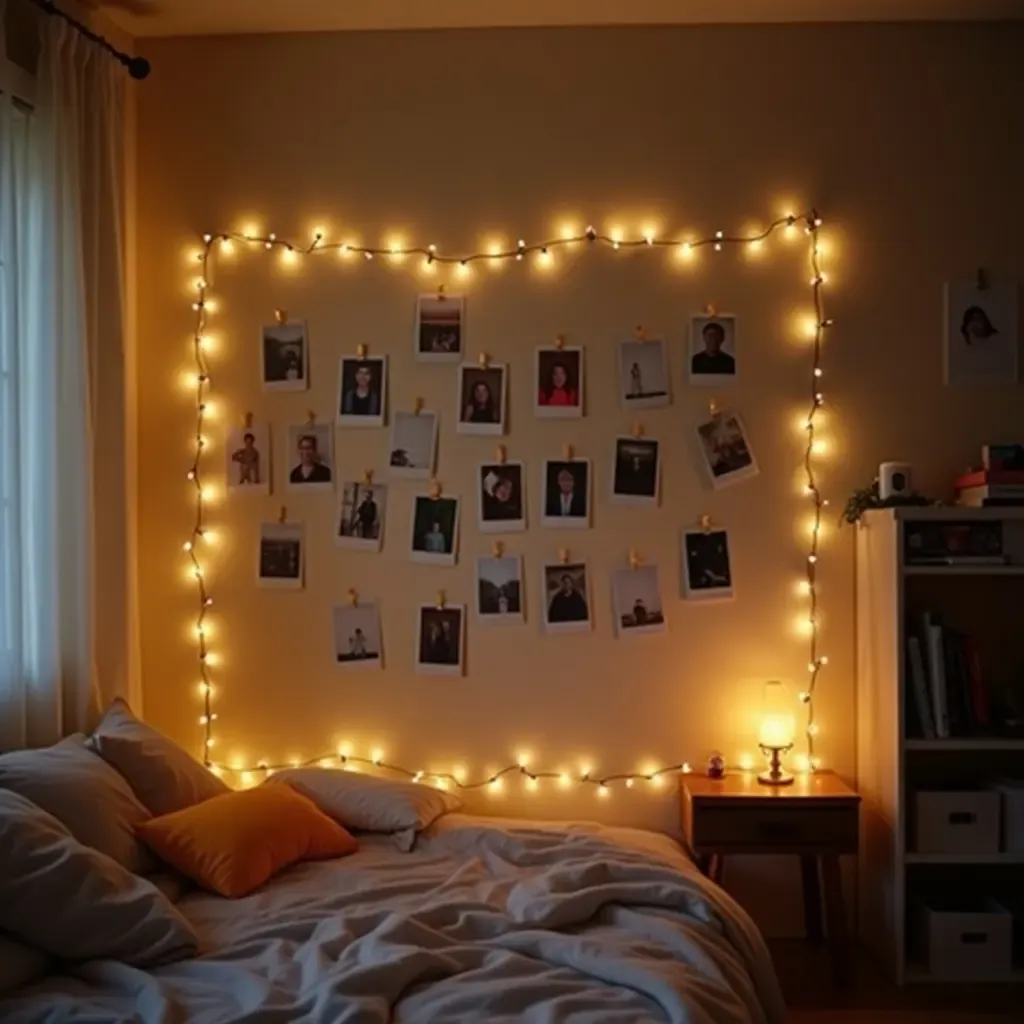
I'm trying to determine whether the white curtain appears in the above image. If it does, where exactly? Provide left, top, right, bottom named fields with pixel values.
left=0, top=16, right=135, bottom=750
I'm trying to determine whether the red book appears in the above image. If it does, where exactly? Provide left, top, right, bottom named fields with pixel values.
left=955, top=470, right=1024, bottom=489
left=961, top=635, right=989, bottom=728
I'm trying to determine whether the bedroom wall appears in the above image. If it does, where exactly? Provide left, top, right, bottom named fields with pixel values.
left=134, top=22, right=1024, bottom=933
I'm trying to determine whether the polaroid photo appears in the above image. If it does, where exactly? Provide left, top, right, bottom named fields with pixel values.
left=415, top=293, right=465, bottom=362
left=225, top=422, right=270, bottom=495
left=338, top=355, right=387, bottom=428
left=695, top=410, right=759, bottom=488
left=261, top=320, right=308, bottom=392
left=690, top=315, right=737, bottom=385
left=541, top=561, right=592, bottom=634
left=457, top=363, right=507, bottom=436
left=478, top=461, right=526, bottom=533
left=333, top=600, right=383, bottom=669
left=611, top=437, right=660, bottom=506
left=612, top=565, right=667, bottom=637
left=416, top=604, right=465, bottom=676
left=535, top=346, right=584, bottom=418
left=410, top=494, right=460, bottom=567
left=618, top=338, right=670, bottom=410
left=257, top=522, right=304, bottom=589
left=682, top=529, right=734, bottom=600
left=336, top=481, right=387, bottom=551
left=541, top=459, right=591, bottom=529
left=944, top=280, right=1019, bottom=386
left=285, top=422, right=334, bottom=492
left=476, top=555, right=525, bottom=625
left=388, top=410, right=438, bottom=480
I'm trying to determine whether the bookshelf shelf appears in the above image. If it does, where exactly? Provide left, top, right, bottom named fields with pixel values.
left=905, top=852, right=1024, bottom=865
left=906, top=738, right=1024, bottom=751
left=904, top=565, right=1024, bottom=576
left=905, top=964, right=1024, bottom=984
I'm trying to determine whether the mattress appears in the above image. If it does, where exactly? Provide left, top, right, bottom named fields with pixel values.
left=0, top=813, right=786, bottom=1023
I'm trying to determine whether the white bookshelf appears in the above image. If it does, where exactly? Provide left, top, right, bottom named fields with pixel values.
left=855, top=507, right=1024, bottom=986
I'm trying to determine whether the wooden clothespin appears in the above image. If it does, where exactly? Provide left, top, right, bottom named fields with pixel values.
left=305, top=409, right=316, bottom=425
left=243, top=411, right=253, bottom=428
left=558, top=547, right=570, bottom=565
left=495, top=444, right=507, bottom=465
left=634, top=324, right=647, bottom=342
left=437, top=284, right=446, bottom=301
left=554, top=333, right=566, bottom=350
left=700, top=513, right=713, bottom=534
left=347, top=588, right=358, bottom=607
left=413, top=397, right=424, bottom=416
left=631, top=421, right=644, bottom=439
left=478, top=352, right=490, bottom=369
left=428, top=479, right=442, bottom=499
left=278, top=506, right=287, bottom=524
left=708, top=398, right=719, bottom=417
left=977, top=267, right=989, bottom=292
left=629, top=550, right=642, bottom=570
left=705, top=303, right=718, bottom=318
left=356, top=343, right=367, bottom=359
left=562, top=443, right=574, bottom=461
left=274, top=308, right=287, bottom=324
left=492, top=540, right=504, bottom=558
left=363, top=468, right=374, bottom=485
left=436, top=589, right=446, bottom=610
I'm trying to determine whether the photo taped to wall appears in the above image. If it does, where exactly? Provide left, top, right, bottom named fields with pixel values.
left=336, top=481, right=387, bottom=551
left=415, top=294, right=464, bottom=362
left=257, top=522, right=304, bottom=589
left=457, top=363, right=506, bottom=436
left=611, top=437, right=660, bottom=505
left=695, top=409, right=758, bottom=488
left=542, top=561, right=592, bottom=634
left=478, top=461, right=525, bottom=533
left=690, top=315, right=737, bottom=384
left=261, top=320, right=308, bottom=392
left=535, top=346, right=583, bottom=418
left=541, top=459, right=591, bottom=529
left=333, top=600, right=383, bottom=668
left=617, top=338, right=670, bottom=410
left=945, top=280, right=1019, bottom=386
left=225, top=422, right=270, bottom=495
left=286, top=422, right=334, bottom=492
left=476, top=555, right=524, bottom=625
left=337, top=355, right=387, bottom=427
left=416, top=604, right=465, bottom=676
left=388, top=409, right=438, bottom=480
left=410, top=494, right=460, bottom=567
left=612, top=564, right=666, bottom=636
left=682, top=528, right=734, bottom=600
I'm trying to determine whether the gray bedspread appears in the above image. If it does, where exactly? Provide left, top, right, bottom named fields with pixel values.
left=0, top=814, right=786, bottom=1023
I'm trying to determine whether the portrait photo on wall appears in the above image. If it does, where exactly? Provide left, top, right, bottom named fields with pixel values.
left=261, top=320, right=308, bottom=392
left=682, top=528, right=734, bottom=600
left=944, top=280, right=1019, bottom=385
left=416, top=604, right=465, bottom=676
left=336, top=481, right=387, bottom=551
left=388, top=410, right=438, bottom=480
left=225, top=422, right=270, bottom=495
left=478, top=462, right=525, bottom=533
left=333, top=601, right=383, bottom=669
left=690, top=315, right=737, bottom=383
left=337, top=355, right=387, bottom=428
left=541, top=459, right=591, bottom=529
left=535, top=346, right=583, bottom=418
left=457, top=363, right=506, bottom=436
left=611, top=437, right=660, bottom=506
left=286, top=423, right=334, bottom=492
left=695, top=410, right=758, bottom=488
left=257, top=522, right=304, bottom=589
left=617, top=338, right=670, bottom=410
left=415, top=294, right=464, bottom=362
left=612, top=565, right=666, bottom=637
left=542, top=561, right=591, bottom=634
left=410, top=494, right=460, bottom=567
left=476, top=555, right=524, bottom=625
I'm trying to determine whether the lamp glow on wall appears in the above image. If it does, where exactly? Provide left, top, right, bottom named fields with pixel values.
left=758, top=680, right=795, bottom=786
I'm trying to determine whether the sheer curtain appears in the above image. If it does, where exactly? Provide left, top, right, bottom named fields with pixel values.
left=0, top=15, right=136, bottom=751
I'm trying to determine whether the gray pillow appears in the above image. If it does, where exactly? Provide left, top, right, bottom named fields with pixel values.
left=0, top=735, right=155, bottom=875
left=0, top=934, right=50, bottom=996
left=0, top=790, right=199, bottom=966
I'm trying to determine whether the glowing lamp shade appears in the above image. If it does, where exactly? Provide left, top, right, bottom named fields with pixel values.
left=758, top=680, right=795, bottom=786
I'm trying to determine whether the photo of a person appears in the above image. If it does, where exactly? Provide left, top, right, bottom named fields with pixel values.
left=257, top=523, right=304, bottom=589
left=612, top=565, right=666, bottom=636
left=690, top=316, right=737, bottom=382
left=333, top=601, right=383, bottom=668
left=336, top=482, right=388, bottom=551
left=695, top=410, right=758, bottom=488
left=415, top=294, right=465, bottom=362
left=478, top=462, right=525, bottom=533
left=457, top=364, right=506, bottom=436
left=542, top=562, right=591, bottom=634
left=286, top=423, right=334, bottom=492
left=261, top=321, right=308, bottom=392
left=535, top=347, right=583, bottom=418
left=541, top=459, right=590, bottom=529
left=410, top=494, right=460, bottom=566
left=338, top=356, right=387, bottom=427
left=388, top=410, right=438, bottom=480
left=225, top=424, right=270, bottom=495
left=416, top=605, right=465, bottom=676
left=683, top=529, right=734, bottom=600
left=476, top=555, right=524, bottom=624
left=611, top=438, right=660, bottom=505
left=618, top=338, right=670, bottom=409
left=945, top=281, right=1019, bottom=385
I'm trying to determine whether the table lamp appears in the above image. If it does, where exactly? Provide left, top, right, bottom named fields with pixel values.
left=758, top=679, right=795, bottom=786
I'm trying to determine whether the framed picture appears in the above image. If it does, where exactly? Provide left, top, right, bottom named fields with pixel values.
left=541, top=561, right=591, bottom=634
left=261, top=320, right=308, bottom=392
left=285, top=423, right=334, bottom=492
left=535, top=346, right=583, bottom=418
left=695, top=410, right=758, bottom=488
left=617, top=338, right=670, bottom=410
left=257, top=522, right=304, bottom=589
left=611, top=437, right=659, bottom=506
left=410, top=494, right=460, bottom=567
left=612, top=565, right=666, bottom=636
left=388, top=410, right=438, bottom=480
left=478, top=461, right=525, bottom=533
left=682, top=529, right=734, bottom=600
left=225, top=422, right=270, bottom=495
left=476, top=555, right=525, bottom=625
left=944, top=280, right=1019, bottom=385
left=337, top=355, right=387, bottom=428
left=416, top=604, right=465, bottom=676
left=541, top=459, right=590, bottom=529
left=415, top=294, right=464, bottom=362
left=333, top=601, right=383, bottom=669
left=457, top=363, right=506, bottom=436
left=690, top=315, right=737, bottom=384
left=336, top=481, right=387, bottom=551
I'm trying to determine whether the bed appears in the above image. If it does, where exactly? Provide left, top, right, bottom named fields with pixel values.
left=0, top=812, right=786, bottom=1023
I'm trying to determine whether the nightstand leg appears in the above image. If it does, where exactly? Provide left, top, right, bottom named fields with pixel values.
left=800, top=855, right=824, bottom=943
left=820, top=855, right=850, bottom=987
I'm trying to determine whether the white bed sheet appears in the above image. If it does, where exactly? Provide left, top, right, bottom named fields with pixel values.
left=0, top=813, right=786, bottom=1023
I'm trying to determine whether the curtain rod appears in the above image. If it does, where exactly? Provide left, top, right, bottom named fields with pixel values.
left=27, top=0, right=151, bottom=79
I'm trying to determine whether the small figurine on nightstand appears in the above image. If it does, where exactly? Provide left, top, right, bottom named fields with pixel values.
left=706, top=751, right=726, bottom=779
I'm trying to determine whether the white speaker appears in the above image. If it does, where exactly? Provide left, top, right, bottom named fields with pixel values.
left=879, top=461, right=913, bottom=500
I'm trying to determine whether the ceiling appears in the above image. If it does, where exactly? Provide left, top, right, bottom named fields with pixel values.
left=98, top=0, right=1024, bottom=38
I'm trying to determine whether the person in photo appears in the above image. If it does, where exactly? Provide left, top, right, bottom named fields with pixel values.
left=697, top=413, right=756, bottom=482
left=423, top=520, right=448, bottom=554
left=619, top=339, right=669, bottom=407
left=692, top=320, right=736, bottom=376
left=684, top=530, right=733, bottom=597
left=945, top=281, right=1019, bottom=385
left=539, top=360, right=578, bottom=407
left=418, top=607, right=462, bottom=668
left=548, top=571, right=589, bottom=623
left=389, top=410, right=438, bottom=475
left=262, top=323, right=307, bottom=388
left=960, top=305, right=998, bottom=346
left=417, top=296, right=464, bottom=358
left=464, top=380, right=498, bottom=423
left=290, top=432, right=332, bottom=484
left=545, top=462, right=588, bottom=519
left=411, top=495, right=459, bottom=562
left=353, top=488, right=380, bottom=538
left=630, top=361, right=642, bottom=397
left=333, top=602, right=382, bottom=665
left=260, top=539, right=301, bottom=579
left=231, top=432, right=261, bottom=485
left=341, top=361, right=381, bottom=417
left=348, top=628, right=369, bottom=659
left=613, top=439, right=659, bottom=500
left=480, top=464, right=523, bottom=526
left=613, top=565, right=666, bottom=634
left=477, top=556, right=523, bottom=621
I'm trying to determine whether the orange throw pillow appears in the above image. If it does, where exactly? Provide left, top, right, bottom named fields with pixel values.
left=137, top=784, right=358, bottom=898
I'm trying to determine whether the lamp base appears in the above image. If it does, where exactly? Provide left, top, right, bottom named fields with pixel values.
left=757, top=742, right=795, bottom=786
left=757, top=768, right=795, bottom=786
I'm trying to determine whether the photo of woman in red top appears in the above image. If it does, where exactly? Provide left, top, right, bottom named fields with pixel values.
left=536, top=347, right=583, bottom=417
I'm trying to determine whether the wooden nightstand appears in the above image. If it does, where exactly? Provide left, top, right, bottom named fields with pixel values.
left=681, top=771, right=861, bottom=985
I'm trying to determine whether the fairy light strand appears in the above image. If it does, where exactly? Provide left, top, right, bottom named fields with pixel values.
left=185, top=212, right=830, bottom=784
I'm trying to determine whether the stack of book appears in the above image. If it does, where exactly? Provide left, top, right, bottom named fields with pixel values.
left=955, top=469, right=1024, bottom=508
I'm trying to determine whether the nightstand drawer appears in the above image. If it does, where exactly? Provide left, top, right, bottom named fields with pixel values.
left=691, top=804, right=858, bottom=852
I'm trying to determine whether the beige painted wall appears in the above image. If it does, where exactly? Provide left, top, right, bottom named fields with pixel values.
left=135, top=23, right=1023, bottom=932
